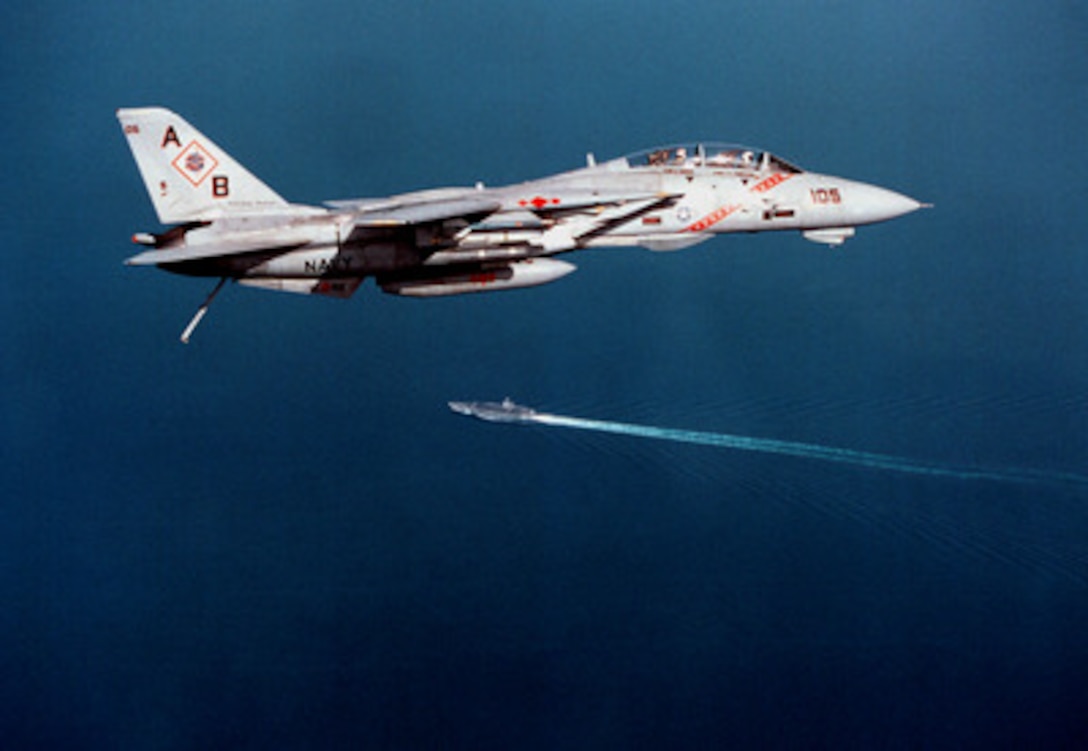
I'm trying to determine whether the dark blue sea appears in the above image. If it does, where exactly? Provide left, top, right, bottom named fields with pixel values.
left=3, top=2, right=1086, bottom=748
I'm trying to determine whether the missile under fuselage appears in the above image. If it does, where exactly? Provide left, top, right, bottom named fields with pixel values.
left=381, top=258, right=575, bottom=297
left=448, top=398, right=539, bottom=423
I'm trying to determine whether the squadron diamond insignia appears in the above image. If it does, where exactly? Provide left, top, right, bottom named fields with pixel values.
left=171, top=140, right=218, bottom=187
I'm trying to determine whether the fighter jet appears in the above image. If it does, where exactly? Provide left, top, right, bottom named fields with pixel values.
left=117, top=107, right=926, bottom=341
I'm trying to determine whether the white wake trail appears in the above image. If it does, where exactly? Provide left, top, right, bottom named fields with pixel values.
left=531, top=413, right=1088, bottom=489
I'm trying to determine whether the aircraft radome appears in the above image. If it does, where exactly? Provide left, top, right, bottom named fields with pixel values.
left=117, top=107, right=927, bottom=342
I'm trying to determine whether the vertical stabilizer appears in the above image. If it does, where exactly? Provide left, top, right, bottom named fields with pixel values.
left=116, top=107, right=287, bottom=224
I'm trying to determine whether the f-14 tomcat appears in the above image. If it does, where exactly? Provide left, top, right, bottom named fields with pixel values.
left=118, top=107, right=926, bottom=342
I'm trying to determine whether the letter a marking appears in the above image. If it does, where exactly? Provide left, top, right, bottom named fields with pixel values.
left=162, top=126, right=181, bottom=149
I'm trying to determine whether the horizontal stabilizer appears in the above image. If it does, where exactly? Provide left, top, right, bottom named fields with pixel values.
left=125, top=236, right=310, bottom=266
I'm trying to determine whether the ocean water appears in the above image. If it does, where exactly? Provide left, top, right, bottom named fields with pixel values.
left=2, top=2, right=1086, bottom=748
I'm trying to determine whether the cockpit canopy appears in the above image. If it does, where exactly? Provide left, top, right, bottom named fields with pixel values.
left=621, top=143, right=803, bottom=174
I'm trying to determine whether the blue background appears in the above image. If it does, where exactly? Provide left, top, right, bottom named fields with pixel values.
left=3, top=1, right=1087, bottom=747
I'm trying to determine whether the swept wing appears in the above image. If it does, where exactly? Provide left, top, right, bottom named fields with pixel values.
left=340, top=196, right=502, bottom=229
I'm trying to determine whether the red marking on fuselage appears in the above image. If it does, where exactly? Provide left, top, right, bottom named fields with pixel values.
left=685, top=173, right=794, bottom=231
left=751, top=172, right=792, bottom=193
left=686, top=204, right=741, bottom=232
left=519, top=196, right=560, bottom=209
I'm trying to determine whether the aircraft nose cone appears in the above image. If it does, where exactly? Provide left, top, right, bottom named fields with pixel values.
left=850, top=183, right=925, bottom=224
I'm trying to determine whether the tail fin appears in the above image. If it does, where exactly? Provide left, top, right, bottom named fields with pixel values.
left=117, top=107, right=288, bottom=224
